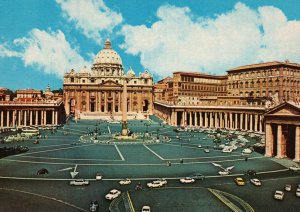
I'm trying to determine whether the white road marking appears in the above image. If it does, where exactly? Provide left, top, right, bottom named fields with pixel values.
left=114, top=144, right=125, bottom=161
left=165, top=154, right=247, bottom=161
left=14, top=155, right=123, bottom=161
left=0, top=188, right=87, bottom=211
left=143, top=144, right=165, bottom=160
left=24, top=143, right=73, bottom=149
left=20, top=143, right=97, bottom=156
left=1, top=156, right=264, bottom=166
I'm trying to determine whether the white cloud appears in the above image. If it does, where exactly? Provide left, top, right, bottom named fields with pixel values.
left=0, top=43, right=22, bottom=57
left=13, top=28, right=88, bottom=77
left=56, top=0, right=123, bottom=44
left=120, top=3, right=300, bottom=77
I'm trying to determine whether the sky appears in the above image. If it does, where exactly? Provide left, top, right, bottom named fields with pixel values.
left=0, top=0, right=300, bottom=90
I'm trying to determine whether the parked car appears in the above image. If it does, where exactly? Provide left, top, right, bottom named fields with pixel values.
left=204, top=149, right=210, bottom=153
left=285, top=184, right=292, bottom=192
left=119, top=178, right=131, bottom=185
left=105, top=189, right=121, bottom=200
left=89, top=201, right=99, bottom=212
left=242, top=148, right=252, bottom=154
left=37, top=168, right=49, bottom=175
left=274, top=190, right=284, bottom=200
left=289, top=165, right=300, bottom=171
left=234, top=177, right=246, bottom=186
left=218, top=170, right=230, bottom=176
left=95, top=173, right=102, bottom=180
left=189, top=173, right=205, bottom=180
left=69, top=179, right=89, bottom=186
left=142, top=206, right=151, bottom=212
left=250, top=178, right=262, bottom=186
left=296, top=188, right=300, bottom=197
left=180, top=177, right=195, bottom=184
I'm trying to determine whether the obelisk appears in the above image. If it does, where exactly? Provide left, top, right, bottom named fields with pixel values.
left=121, top=77, right=128, bottom=136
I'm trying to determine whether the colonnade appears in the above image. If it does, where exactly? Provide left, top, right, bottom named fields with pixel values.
left=168, top=110, right=264, bottom=132
left=0, top=109, right=58, bottom=128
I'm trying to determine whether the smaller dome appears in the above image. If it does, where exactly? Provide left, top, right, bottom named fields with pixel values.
left=142, top=70, right=151, bottom=78
left=80, top=66, right=89, bottom=73
left=127, top=67, right=135, bottom=77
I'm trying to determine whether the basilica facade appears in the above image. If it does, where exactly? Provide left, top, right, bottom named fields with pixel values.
left=63, top=39, right=153, bottom=120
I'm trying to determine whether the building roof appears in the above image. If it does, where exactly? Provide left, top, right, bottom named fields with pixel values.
left=16, top=89, right=41, bottom=94
left=228, top=61, right=300, bottom=72
left=173, top=71, right=228, bottom=79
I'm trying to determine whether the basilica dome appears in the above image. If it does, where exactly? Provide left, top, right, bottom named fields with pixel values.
left=93, top=39, right=122, bottom=66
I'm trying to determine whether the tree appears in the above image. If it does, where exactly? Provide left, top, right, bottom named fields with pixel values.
left=52, top=88, right=63, bottom=95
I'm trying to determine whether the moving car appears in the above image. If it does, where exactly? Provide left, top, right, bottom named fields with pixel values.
left=37, top=168, right=49, bottom=175
left=197, top=144, right=202, bottom=148
left=69, top=179, right=89, bottom=186
left=274, top=190, right=284, bottom=200
left=142, top=206, right=151, bottom=212
left=285, top=184, right=292, bottom=192
left=105, top=189, right=121, bottom=200
left=95, top=173, right=102, bottom=180
left=119, top=178, right=131, bottom=185
left=180, top=177, right=195, bottom=184
left=152, top=178, right=167, bottom=185
left=204, top=149, right=210, bottom=153
left=89, top=201, right=99, bottom=212
left=189, top=173, right=205, bottom=180
left=246, top=170, right=256, bottom=176
left=250, top=178, right=261, bottom=186
left=289, top=165, right=300, bottom=171
left=147, top=181, right=163, bottom=188
left=234, top=177, right=246, bottom=186
left=296, top=188, right=300, bottom=197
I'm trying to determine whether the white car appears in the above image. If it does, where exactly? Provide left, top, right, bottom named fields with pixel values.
left=204, top=149, right=210, bottom=153
left=274, top=190, right=284, bottom=200
left=119, top=178, right=131, bottom=185
left=105, top=189, right=121, bottom=200
left=197, top=144, right=202, bottom=148
left=250, top=178, right=262, bottom=186
left=180, top=177, right=195, bottom=184
left=95, top=173, right=102, bottom=180
left=142, top=206, right=151, bottom=212
left=222, top=146, right=233, bottom=153
left=296, top=188, right=300, bottom=197
left=242, top=148, right=252, bottom=154
left=218, top=170, right=230, bottom=176
left=69, top=179, right=89, bottom=186
left=147, top=181, right=163, bottom=188
left=152, top=178, right=167, bottom=185
left=289, top=165, right=300, bottom=171
left=285, top=184, right=292, bottom=192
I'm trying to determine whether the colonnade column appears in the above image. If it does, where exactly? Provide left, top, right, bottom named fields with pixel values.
left=174, top=111, right=177, bottom=126
left=245, top=114, right=248, bottom=130
left=18, top=110, right=21, bottom=126
left=6, top=111, right=9, bottom=127
left=224, top=113, right=228, bottom=128
left=24, top=110, right=27, bottom=126
left=30, top=111, right=33, bottom=126
left=229, top=113, right=233, bottom=129
left=199, top=112, right=202, bottom=127
left=276, top=124, right=286, bottom=158
left=250, top=114, right=253, bottom=131
left=235, top=113, right=238, bottom=129
left=214, top=113, right=218, bottom=128
left=0, top=111, right=3, bottom=128
left=194, top=112, right=198, bottom=127
left=259, top=115, right=263, bottom=132
left=265, top=123, right=273, bottom=157
left=294, top=126, right=300, bottom=162
left=189, top=112, right=192, bottom=126
left=204, top=112, right=208, bottom=128
left=209, top=112, right=213, bottom=128
left=254, top=114, right=258, bottom=132
left=240, top=113, right=244, bottom=130
left=12, top=110, right=16, bottom=127
left=220, top=113, right=223, bottom=128
left=35, top=111, right=39, bottom=125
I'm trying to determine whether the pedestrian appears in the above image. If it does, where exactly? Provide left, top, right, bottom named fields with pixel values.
left=245, top=156, right=248, bottom=161
left=180, top=158, right=183, bottom=164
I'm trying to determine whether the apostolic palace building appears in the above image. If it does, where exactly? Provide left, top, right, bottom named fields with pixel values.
left=63, top=39, right=153, bottom=120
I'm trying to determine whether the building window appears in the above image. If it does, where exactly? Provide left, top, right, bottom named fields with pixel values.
left=82, top=80, right=85, bottom=83
left=71, top=78, right=74, bottom=83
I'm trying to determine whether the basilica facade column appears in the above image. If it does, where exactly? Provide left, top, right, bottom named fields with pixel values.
left=6, top=110, right=10, bottom=127
left=210, top=112, right=213, bottom=128
left=194, top=112, right=198, bottom=127
left=0, top=111, right=3, bottom=128
left=199, top=112, right=202, bottom=127
left=276, top=124, right=287, bottom=158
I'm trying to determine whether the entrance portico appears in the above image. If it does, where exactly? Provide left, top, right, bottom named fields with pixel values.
left=265, top=102, right=300, bottom=162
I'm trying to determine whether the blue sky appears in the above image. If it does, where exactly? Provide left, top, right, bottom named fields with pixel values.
left=0, top=0, right=300, bottom=90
